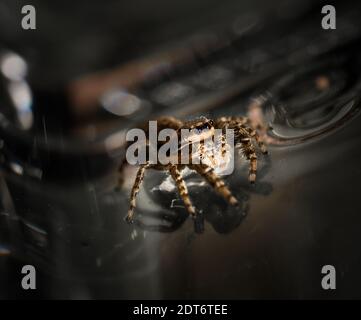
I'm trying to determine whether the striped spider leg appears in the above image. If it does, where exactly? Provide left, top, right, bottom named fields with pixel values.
left=215, top=116, right=268, bottom=183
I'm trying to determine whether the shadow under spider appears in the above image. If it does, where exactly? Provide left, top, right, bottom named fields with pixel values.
left=133, top=155, right=273, bottom=234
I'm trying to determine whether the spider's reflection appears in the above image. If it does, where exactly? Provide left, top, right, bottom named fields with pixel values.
left=131, top=155, right=272, bottom=234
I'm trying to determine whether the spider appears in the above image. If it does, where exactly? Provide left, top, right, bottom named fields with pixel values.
left=117, top=115, right=268, bottom=231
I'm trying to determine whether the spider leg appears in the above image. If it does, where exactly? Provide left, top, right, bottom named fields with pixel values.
left=206, top=142, right=216, bottom=167
left=156, top=116, right=183, bottom=130
left=221, top=134, right=226, bottom=156
left=215, top=116, right=248, bottom=127
left=125, top=162, right=149, bottom=224
left=199, top=140, right=206, bottom=163
left=248, top=152, right=258, bottom=183
left=238, top=137, right=258, bottom=183
left=169, top=165, right=196, bottom=216
left=190, top=164, right=238, bottom=205
left=216, top=133, right=229, bottom=159
left=245, top=127, right=268, bottom=154
left=216, top=117, right=268, bottom=154
left=201, top=141, right=217, bottom=167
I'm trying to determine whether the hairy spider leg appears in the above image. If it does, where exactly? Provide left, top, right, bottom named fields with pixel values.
left=125, top=162, right=150, bottom=223
left=190, top=164, right=238, bottom=205
left=216, top=116, right=248, bottom=126
left=169, top=165, right=196, bottom=216
left=198, top=139, right=217, bottom=167
left=237, top=134, right=258, bottom=183
left=241, top=125, right=268, bottom=154
left=219, top=134, right=227, bottom=157
left=216, top=116, right=268, bottom=154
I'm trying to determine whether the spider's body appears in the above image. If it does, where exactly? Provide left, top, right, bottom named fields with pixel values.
left=118, top=116, right=268, bottom=230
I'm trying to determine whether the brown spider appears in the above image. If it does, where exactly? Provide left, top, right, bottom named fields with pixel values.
left=117, top=115, right=268, bottom=230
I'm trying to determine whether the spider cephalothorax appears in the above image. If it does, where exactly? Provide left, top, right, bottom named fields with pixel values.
left=117, top=115, right=268, bottom=231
